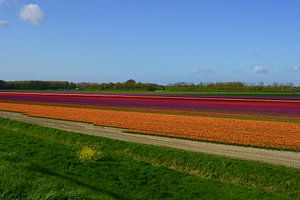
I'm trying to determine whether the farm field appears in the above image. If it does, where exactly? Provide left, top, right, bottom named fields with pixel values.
left=1, top=91, right=300, bottom=116
left=2, top=89, right=300, bottom=97
left=0, top=117, right=299, bottom=199
left=0, top=91, right=300, bottom=150
left=3, top=1, right=300, bottom=199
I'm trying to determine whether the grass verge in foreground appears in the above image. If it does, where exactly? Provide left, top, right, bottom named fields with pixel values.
left=0, top=118, right=299, bottom=199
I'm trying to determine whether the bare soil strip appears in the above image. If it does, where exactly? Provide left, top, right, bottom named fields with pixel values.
left=0, top=110, right=299, bottom=169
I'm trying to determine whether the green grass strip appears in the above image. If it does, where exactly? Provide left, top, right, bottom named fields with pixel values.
left=0, top=117, right=299, bottom=199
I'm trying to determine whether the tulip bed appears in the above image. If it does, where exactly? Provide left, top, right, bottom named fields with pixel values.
left=0, top=92, right=300, bottom=150
left=1, top=92, right=300, bottom=116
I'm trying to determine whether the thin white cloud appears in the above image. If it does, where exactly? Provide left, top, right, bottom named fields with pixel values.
left=253, top=65, right=270, bottom=74
left=292, top=66, right=300, bottom=72
left=19, top=4, right=44, bottom=26
left=0, top=19, right=9, bottom=28
left=192, top=68, right=213, bottom=74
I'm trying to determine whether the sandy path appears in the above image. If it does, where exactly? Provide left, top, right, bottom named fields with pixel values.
left=0, top=110, right=299, bottom=169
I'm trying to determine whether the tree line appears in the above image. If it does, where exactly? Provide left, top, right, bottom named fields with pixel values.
left=0, top=80, right=77, bottom=90
left=0, top=80, right=300, bottom=92
left=0, top=80, right=164, bottom=91
left=76, top=79, right=164, bottom=91
left=166, top=82, right=300, bottom=92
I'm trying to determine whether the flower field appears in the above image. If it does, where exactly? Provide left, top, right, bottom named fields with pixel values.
left=1, top=92, right=300, bottom=116
left=0, top=91, right=300, bottom=150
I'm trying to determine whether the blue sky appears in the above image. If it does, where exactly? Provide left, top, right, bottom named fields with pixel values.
left=1, top=0, right=300, bottom=84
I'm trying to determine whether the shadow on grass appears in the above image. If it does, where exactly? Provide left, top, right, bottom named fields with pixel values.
left=27, top=161, right=128, bottom=200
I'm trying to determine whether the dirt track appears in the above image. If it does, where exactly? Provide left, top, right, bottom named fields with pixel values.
left=0, top=110, right=300, bottom=169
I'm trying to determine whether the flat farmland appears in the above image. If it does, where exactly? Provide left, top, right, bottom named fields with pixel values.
left=0, top=92, right=299, bottom=150
left=1, top=92, right=300, bottom=116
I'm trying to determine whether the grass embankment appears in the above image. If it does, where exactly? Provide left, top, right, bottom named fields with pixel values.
left=0, top=118, right=299, bottom=199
